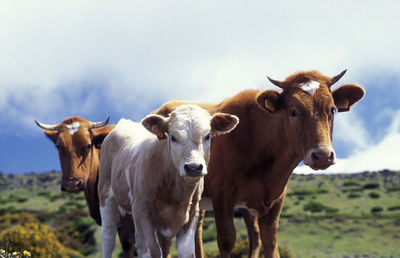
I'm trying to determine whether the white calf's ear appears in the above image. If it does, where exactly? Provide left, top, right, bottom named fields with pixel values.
left=141, top=115, right=168, bottom=140
left=210, top=113, right=239, bottom=136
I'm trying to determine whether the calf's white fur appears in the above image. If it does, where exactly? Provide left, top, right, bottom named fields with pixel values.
left=98, top=104, right=238, bottom=257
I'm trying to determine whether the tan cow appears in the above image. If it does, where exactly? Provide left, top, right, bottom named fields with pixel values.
left=153, top=70, right=365, bottom=258
left=35, top=117, right=135, bottom=257
left=98, top=105, right=239, bottom=258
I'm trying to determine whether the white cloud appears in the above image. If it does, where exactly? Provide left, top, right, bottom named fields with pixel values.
left=1, top=0, right=400, bottom=174
left=333, top=110, right=372, bottom=152
left=1, top=1, right=399, bottom=113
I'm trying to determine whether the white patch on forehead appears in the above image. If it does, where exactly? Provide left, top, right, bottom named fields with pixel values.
left=169, top=105, right=212, bottom=140
left=300, top=80, right=320, bottom=95
left=66, top=122, right=80, bottom=135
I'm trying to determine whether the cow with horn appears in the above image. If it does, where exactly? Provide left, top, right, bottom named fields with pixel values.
left=36, top=117, right=136, bottom=258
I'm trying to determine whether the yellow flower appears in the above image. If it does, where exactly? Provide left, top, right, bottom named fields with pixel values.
left=0, top=249, right=5, bottom=253
left=23, top=250, right=31, bottom=256
left=13, top=251, right=19, bottom=255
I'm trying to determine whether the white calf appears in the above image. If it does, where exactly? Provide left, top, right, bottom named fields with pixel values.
left=98, top=104, right=239, bottom=258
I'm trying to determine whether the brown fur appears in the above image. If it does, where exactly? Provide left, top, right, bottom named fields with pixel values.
left=38, top=117, right=136, bottom=258
left=153, top=71, right=365, bottom=257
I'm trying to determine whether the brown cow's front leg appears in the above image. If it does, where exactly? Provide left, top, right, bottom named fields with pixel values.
left=258, top=197, right=284, bottom=258
left=117, top=214, right=135, bottom=258
left=240, top=208, right=261, bottom=258
left=195, top=209, right=205, bottom=258
left=213, top=200, right=236, bottom=258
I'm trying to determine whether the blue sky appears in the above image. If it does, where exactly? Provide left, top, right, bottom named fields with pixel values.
left=1, top=1, right=399, bottom=174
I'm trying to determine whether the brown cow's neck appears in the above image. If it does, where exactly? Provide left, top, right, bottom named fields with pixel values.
left=83, top=147, right=102, bottom=225
left=207, top=90, right=301, bottom=213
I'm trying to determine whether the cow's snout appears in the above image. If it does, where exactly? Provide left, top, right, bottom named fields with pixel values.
left=61, top=177, right=85, bottom=192
left=304, top=147, right=336, bottom=170
left=184, top=163, right=205, bottom=177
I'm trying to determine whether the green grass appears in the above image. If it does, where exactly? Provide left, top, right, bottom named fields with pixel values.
left=1, top=170, right=400, bottom=257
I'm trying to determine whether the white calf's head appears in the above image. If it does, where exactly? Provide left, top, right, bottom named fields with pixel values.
left=142, top=104, right=239, bottom=180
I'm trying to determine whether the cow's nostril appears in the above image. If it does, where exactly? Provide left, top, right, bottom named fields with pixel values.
left=184, top=163, right=203, bottom=174
left=329, top=152, right=335, bottom=161
left=312, top=152, right=319, bottom=161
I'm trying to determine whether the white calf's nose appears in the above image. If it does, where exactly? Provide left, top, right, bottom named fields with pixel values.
left=184, top=163, right=204, bottom=177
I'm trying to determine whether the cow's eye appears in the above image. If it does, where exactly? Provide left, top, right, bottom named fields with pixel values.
left=170, top=135, right=177, bottom=142
left=204, top=133, right=211, bottom=141
left=331, top=107, right=337, bottom=115
left=290, top=109, right=297, bottom=117
left=86, top=144, right=92, bottom=151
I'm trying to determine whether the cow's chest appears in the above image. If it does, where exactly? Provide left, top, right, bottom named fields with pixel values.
left=152, top=197, right=191, bottom=237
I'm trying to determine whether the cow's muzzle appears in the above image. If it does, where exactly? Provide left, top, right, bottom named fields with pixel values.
left=304, top=146, right=336, bottom=170
left=184, top=163, right=206, bottom=177
left=61, top=177, right=85, bottom=192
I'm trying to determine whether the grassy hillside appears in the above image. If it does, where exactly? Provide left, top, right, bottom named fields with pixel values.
left=0, top=170, right=399, bottom=257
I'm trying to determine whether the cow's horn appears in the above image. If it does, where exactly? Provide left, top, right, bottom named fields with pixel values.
left=267, top=76, right=285, bottom=89
left=35, top=120, right=60, bottom=131
left=330, top=69, right=347, bottom=86
left=90, top=117, right=110, bottom=129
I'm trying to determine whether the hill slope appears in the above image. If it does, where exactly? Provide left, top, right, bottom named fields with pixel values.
left=1, top=170, right=399, bottom=257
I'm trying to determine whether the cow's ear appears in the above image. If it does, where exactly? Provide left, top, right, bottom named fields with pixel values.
left=210, top=113, right=239, bottom=136
left=256, top=90, right=283, bottom=113
left=332, top=84, right=365, bottom=112
left=142, top=115, right=168, bottom=140
left=43, top=130, right=58, bottom=144
left=92, top=125, right=115, bottom=148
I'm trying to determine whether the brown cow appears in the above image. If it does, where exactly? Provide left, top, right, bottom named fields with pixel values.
left=154, top=70, right=365, bottom=257
left=35, top=117, right=135, bottom=257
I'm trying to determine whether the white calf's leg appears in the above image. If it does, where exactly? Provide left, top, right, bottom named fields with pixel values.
left=176, top=214, right=199, bottom=258
left=132, top=207, right=160, bottom=258
left=100, top=190, right=120, bottom=258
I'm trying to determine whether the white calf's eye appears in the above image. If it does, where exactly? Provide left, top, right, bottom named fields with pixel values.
left=170, top=135, right=177, bottom=142
left=204, top=133, right=211, bottom=141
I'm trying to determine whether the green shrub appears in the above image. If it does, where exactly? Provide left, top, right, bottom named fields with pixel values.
left=342, top=187, right=363, bottom=193
left=5, top=194, right=28, bottom=203
left=387, top=205, right=400, bottom=211
left=363, top=182, right=380, bottom=189
left=325, top=206, right=339, bottom=213
left=368, top=192, right=380, bottom=199
left=231, top=237, right=250, bottom=257
left=386, top=186, right=400, bottom=192
left=303, top=201, right=325, bottom=213
left=279, top=244, right=294, bottom=258
left=37, top=190, right=52, bottom=197
left=347, top=193, right=362, bottom=199
left=202, top=223, right=217, bottom=242
left=49, top=193, right=64, bottom=202
left=59, top=200, right=86, bottom=212
left=289, top=188, right=328, bottom=196
left=0, top=212, right=39, bottom=231
left=343, top=180, right=360, bottom=187
left=371, top=206, right=383, bottom=213
left=0, top=222, right=83, bottom=258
